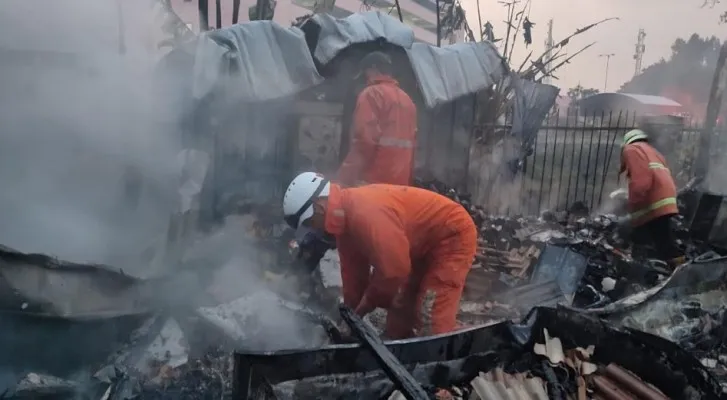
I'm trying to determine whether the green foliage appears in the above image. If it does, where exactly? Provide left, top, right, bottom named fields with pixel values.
left=567, top=85, right=599, bottom=102
left=619, top=34, right=721, bottom=100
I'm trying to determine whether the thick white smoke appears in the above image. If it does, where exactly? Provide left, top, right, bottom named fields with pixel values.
left=0, top=0, right=181, bottom=267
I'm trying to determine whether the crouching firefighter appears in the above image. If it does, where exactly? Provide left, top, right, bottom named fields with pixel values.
left=620, top=129, right=685, bottom=269
left=283, top=172, right=477, bottom=339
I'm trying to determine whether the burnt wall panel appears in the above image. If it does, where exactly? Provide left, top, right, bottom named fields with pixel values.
left=293, top=101, right=344, bottom=176
left=448, top=95, right=476, bottom=191
left=424, top=103, right=456, bottom=184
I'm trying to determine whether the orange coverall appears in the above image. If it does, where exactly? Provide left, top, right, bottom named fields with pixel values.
left=336, top=74, right=417, bottom=187
left=620, top=142, right=678, bottom=227
left=324, top=183, right=477, bottom=339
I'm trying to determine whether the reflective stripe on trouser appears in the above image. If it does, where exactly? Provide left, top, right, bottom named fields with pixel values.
left=648, top=162, right=668, bottom=170
left=378, top=137, right=414, bottom=149
left=630, top=197, right=677, bottom=220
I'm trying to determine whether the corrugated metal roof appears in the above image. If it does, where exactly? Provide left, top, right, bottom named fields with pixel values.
left=580, top=92, right=682, bottom=108
left=306, top=11, right=415, bottom=65
left=191, top=21, right=323, bottom=101
left=618, top=93, right=682, bottom=107
left=406, top=40, right=506, bottom=109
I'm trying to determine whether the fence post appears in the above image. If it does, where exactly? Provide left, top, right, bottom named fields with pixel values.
left=696, top=40, right=727, bottom=181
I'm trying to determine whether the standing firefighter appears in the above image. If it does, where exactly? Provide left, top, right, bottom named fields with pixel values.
left=336, top=51, right=418, bottom=187
left=620, top=129, right=685, bottom=268
left=283, top=172, right=476, bottom=339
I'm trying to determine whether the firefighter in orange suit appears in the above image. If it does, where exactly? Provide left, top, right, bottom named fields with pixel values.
left=620, top=129, right=685, bottom=268
left=336, top=51, right=418, bottom=187
left=282, top=172, right=477, bottom=339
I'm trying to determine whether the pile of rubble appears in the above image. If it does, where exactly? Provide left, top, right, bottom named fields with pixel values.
left=414, top=178, right=700, bottom=315
left=138, top=348, right=232, bottom=400
left=423, top=361, right=671, bottom=400
left=249, top=306, right=722, bottom=399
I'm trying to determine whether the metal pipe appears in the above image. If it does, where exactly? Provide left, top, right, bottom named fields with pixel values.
left=232, top=0, right=241, bottom=24
left=435, top=0, right=441, bottom=46
left=198, top=0, right=209, bottom=31
left=215, top=0, right=222, bottom=28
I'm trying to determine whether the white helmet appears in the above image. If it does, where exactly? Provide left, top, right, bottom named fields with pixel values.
left=283, top=172, right=330, bottom=229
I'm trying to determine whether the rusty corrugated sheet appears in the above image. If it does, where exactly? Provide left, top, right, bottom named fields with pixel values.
left=592, top=364, right=670, bottom=400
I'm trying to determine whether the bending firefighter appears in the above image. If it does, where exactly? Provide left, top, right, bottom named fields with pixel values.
left=620, top=129, right=685, bottom=268
left=336, top=51, right=418, bottom=187
left=283, top=172, right=477, bottom=339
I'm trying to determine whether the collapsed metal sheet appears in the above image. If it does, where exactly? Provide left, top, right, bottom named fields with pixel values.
left=0, top=246, right=154, bottom=318
left=305, top=12, right=415, bottom=66
left=530, top=244, right=588, bottom=298
left=598, top=259, right=727, bottom=385
left=576, top=259, right=727, bottom=316
left=509, top=77, right=560, bottom=149
left=406, top=41, right=505, bottom=109
left=191, top=21, right=323, bottom=101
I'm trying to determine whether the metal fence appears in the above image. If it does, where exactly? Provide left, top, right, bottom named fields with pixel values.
left=472, top=110, right=720, bottom=216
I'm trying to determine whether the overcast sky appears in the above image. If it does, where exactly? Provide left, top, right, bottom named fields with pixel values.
left=460, top=0, right=725, bottom=93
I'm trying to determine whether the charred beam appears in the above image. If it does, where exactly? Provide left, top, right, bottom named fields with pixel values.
left=339, top=304, right=430, bottom=400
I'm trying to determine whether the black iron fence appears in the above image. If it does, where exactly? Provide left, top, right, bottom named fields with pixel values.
left=471, top=110, right=723, bottom=216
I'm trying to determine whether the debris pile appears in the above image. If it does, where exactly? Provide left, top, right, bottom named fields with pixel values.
left=609, top=268, right=727, bottom=390
left=139, top=348, right=232, bottom=400
left=390, top=329, right=673, bottom=400
left=414, top=178, right=701, bottom=316
left=256, top=306, right=722, bottom=399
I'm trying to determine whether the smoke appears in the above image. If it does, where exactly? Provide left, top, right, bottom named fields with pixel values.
left=0, top=0, right=183, bottom=267
left=0, top=0, right=321, bottom=357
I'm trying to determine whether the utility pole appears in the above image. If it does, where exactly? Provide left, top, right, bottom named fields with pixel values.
left=633, top=29, right=646, bottom=77
left=695, top=41, right=727, bottom=182
left=436, top=0, right=441, bottom=46
left=476, top=0, right=483, bottom=40
left=543, top=19, right=554, bottom=85
left=599, top=53, right=615, bottom=91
